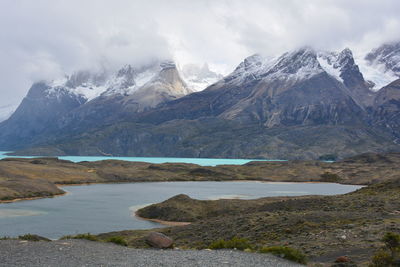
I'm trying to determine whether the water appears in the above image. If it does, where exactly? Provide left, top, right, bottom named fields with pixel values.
left=0, top=151, right=283, bottom=166
left=0, top=181, right=362, bottom=239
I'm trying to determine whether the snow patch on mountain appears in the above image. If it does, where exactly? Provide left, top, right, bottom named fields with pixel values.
left=47, top=63, right=162, bottom=102
left=366, top=42, right=400, bottom=76
left=227, top=48, right=325, bottom=85
left=317, top=52, right=344, bottom=83
left=180, top=63, right=223, bottom=91
left=356, top=57, right=398, bottom=91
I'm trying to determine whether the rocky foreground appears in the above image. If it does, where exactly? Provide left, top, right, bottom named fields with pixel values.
left=0, top=239, right=301, bottom=267
left=1, top=152, right=400, bottom=201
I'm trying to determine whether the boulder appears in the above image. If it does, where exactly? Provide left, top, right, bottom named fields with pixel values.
left=145, top=232, right=173, bottom=249
left=335, top=256, right=350, bottom=263
left=331, top=256, right=357, bottom=267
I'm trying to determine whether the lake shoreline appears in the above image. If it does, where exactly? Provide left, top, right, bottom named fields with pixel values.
left=0, top=191, right=68, bottom=204
left=134, top=211, right=191, bottom=226
left=0, top=152, right=398, bottom=203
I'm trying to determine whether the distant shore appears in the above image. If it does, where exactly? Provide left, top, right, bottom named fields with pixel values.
left=0, top=152, right=399, bottom=203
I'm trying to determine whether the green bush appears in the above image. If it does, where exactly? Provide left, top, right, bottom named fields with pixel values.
left=369, top=249, right=393, bottom=267
left=383, top=232, right=400, bottom=251
left=259, top=246, right=307, bottom=264
left=106, top=236, right=128, bottom=246
left=369, top=232, right=400, bottom=266
left=18, top=234, right=50, bottom=242
left=60, top=233, right=98, bottom=241
left=209, top=237, right=252, bottom=250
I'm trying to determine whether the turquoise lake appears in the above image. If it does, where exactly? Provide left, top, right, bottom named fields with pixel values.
left=0, top=151, right=282, bottom=166
left=0, top=181, right=362, bottom=239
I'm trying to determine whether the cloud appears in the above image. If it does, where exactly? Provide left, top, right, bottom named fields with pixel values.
left=0, top=0, right=399, bottom=107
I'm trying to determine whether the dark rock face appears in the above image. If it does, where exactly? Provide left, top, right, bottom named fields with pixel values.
left=336, top=48, right=374, bottom=107
left=145, top=232, right=174, bottom=249
left=0, top=82, right=85, bottom=149
left=372, top=79, right=400, bottom=139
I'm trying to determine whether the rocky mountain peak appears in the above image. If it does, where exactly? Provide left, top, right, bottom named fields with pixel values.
left=226, top=48, right=324, bottom=86
left=267, top=47, right=321, bottom=78
left=160, top=60, right=176, bottom=70
left=365, top=41, right=400, bottom=76
left=141, top=61, right=192, bottom=96
left=65, top=70, right=108, bottom=89
left=112, top=64, right=136, bottom=90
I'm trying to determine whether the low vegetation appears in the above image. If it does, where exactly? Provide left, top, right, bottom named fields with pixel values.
left=370, top=232, right=400, bottom=266
left=208, top=237, right=252, bottom=251
left=61, top=233, right=98, bottom=241
left=259, top=246, right=307, bottom=264
left=319, top=172, right=341, bottom=182
left=106, top=236, right=128, bottom=246
left=18, top=234, right=50, bottom=242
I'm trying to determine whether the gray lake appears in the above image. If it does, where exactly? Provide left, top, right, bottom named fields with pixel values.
left=0, top=181, right=362, bottom=239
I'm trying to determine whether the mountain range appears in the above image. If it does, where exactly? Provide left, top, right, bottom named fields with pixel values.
left=1, top=42, right=400, bottom=160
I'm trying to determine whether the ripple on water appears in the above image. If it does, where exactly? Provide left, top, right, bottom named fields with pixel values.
left=0, top=209, right=47, bottom=218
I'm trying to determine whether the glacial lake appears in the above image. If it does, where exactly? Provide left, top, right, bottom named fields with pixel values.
left=0, top=181, right=362, bottom=239
left=0, top=151, right=282, bottom=166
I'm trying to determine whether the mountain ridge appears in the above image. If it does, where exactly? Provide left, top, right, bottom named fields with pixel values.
left=2, top=42, right=400, bottom=159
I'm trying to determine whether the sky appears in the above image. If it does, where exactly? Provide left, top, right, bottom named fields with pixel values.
left=0, top=0, right=400, bottom=113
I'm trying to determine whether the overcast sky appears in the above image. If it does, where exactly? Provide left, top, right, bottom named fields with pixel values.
left=0, top=0, right=400, bottom=109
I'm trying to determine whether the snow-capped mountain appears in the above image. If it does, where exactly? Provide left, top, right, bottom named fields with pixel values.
left=2, top=44, right=400, bottom=159
left=44, top=61, right=221, bottom=104
left=0, top=60, right=193, bottom=149
left=225, top=47, right=366, bottom=88
left=138, top=47, right=369, bottom=127
left=46, top=61, right=164, bottom=103
left=180, top=63, right=223, bottom=91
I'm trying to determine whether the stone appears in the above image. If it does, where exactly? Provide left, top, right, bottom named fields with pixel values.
left=145, top=232, right=174, bottom=249
left=335, top=256, right=350, bottom=263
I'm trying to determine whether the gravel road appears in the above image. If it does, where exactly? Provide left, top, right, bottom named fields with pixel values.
left=0, top=239, right=303, bottom=267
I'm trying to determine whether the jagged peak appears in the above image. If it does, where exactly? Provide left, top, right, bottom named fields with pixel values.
left=65, top=69, right=108, bottom=88
left=270, top=47, right=320, bottom=75
left=233, top=54, right=263, bottom=73
left=117, top=64, right=135, bottom=78
left=366, top=41, right=400, bottom=63
left=339, top=47, right=353, bottom=57
left=226, top=48, right=325, bottom=85
left=160, top=60, right=176, bottom=69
